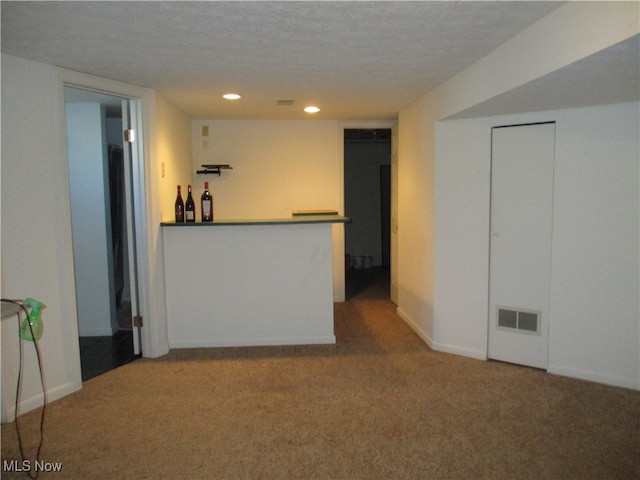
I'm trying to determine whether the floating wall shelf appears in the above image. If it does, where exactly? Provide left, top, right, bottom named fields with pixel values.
left=196, top=164, right=233, bottom=176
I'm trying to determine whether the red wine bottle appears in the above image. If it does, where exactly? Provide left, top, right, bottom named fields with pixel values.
left=201, top=181, right=213, bottom=222
left=185, top=184, right=195, bottom=222
left=174, top=185, right=184, bottom=222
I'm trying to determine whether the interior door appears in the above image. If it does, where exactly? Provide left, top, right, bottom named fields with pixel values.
left=390, top=125, right=399, bottom=305
left=121, top=99, right=143, bottom=355
left=488, top=122, right=555, bottom=369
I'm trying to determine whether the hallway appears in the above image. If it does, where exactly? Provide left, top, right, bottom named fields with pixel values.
left=345, top=266, right=390, bottom=301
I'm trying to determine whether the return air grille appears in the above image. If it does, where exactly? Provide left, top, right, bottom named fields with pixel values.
left=497, top=307, right=540, bottom=335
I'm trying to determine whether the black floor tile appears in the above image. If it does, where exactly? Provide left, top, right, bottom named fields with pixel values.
left=79, top=330, right=140, bottom=381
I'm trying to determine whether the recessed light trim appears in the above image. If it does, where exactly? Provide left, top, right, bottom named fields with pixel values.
left=304, top=106, right=320, bottom=113
left=223, top=93, right=241, bottom=100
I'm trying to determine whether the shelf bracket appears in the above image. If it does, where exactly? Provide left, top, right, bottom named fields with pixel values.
left=196, top=164, right=232, bottom=176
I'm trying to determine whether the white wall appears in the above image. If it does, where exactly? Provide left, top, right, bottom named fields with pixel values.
left=432, top=117, right=492, bottom=359
left=190, top=119, right=346, bottom=301
left=1, top=54, right=83, bottom=417
left=191, top=120, right=343, bottom=219
left=137, top=93, right=192, bottom=359
left=434, top=103, right=639, bottom=389
left=397, top=2, right=639, bottom=389
left=66, top=103, right=117, bottom=336
left=395, top=99, right=435, bottom=346
left=136, top=95, right=193, bottom=358
left=549, top=102, right=639, bottom=388
left=157, top=95, right=193, bottom=223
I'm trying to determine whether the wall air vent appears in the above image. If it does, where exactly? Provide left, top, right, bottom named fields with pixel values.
left=497, top=307, right=541, bottom=335
left=276, top=99, right=294, bottom=106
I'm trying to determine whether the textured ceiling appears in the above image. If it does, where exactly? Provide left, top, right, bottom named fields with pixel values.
left=2, top=1, right=635, bottom=120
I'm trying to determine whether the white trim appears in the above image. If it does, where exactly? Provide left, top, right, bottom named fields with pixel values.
left=548, top=364, right=640, bottom=391
left=1, top=381, right=78, bottom=423
left=60, top=68, right=151, bottom=101
left=396, top=307, right=433, bottom=349
left=139, top=92, right=170, bottom=359
left=431, top=342, right=488, bottom=361
left=53, top=70, right=84, bottom=394
left=397, top=307, right=488, bottom=361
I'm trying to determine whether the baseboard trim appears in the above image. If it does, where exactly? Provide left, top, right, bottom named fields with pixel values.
left=548, top=364, right=640, bottom=391
left=396, top=307, right=434, bottom=349
left=1, top=380, right=80, bottom=423
left=397, top=307, right=487, bottom=360
left=396, top=306, right=639, bottom=391
left=144, top=342, right=170, bottom=359
left=431, top=341, right=487, bottom=361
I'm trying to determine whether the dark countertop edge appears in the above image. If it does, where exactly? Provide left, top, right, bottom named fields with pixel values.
left=161, top=215, right=351, bottom=227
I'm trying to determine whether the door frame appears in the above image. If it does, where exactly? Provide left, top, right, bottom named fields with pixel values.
left=63, top=86, right=146, bottom=357
left=341, top=123, right=396, bottom=300
left=120, top=98, right=145, bottom=354
left=390, top=125, right=398, bottom=304
left=57, top=68, right=161, bottom=383
left=487, top=121, right=556, bottom=370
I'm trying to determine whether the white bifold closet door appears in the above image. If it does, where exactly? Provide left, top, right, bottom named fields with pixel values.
left=488, top=122, right=555, bottom=370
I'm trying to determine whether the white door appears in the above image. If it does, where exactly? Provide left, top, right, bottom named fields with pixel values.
left=390, top=125, right=399, bottom=305
left=121, top=99, right=143, bottom=355
left=488, top=122, right=555, bottom=369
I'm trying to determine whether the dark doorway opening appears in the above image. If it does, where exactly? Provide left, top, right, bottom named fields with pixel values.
left=343, top=129, right=392, bottom=300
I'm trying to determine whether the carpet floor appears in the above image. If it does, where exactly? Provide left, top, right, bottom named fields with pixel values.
left=2, top=275, right=638, bottom=479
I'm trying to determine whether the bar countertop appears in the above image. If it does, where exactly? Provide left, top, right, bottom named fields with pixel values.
left=161, top=215, right=350, bottom=227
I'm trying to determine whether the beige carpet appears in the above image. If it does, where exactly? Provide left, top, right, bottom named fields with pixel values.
left=2, top=290, right=638, bottom=479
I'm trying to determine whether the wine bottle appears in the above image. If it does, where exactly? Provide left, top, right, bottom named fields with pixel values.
left=201, top=181, right=213, bottom=222
left=185, top=184, right=195, bottom=222
left=174, top=185, right=184, bottom=222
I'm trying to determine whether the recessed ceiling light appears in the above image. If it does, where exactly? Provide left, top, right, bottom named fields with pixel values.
left=223, top=93, right=241, bottom=100
left=304, top=106, right=320, bottom=113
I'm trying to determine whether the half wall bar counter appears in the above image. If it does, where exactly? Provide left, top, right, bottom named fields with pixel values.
left=161, top=213, right=349, bottom=348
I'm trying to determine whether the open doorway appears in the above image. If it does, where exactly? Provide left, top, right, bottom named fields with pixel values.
left=344, top=128, right=392, bottom=300
left=64, top=87, right=141, bottom=381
